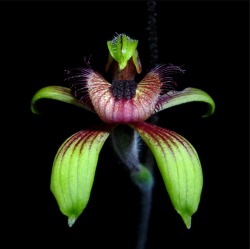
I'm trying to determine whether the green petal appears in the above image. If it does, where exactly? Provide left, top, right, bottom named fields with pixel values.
left=130, top=122, right=203, bottom=229
left=107, top=33, right=139, bottom=70
left=155, top=87, right=215, bottom=117
left=31, top=86, right=93, bottom=114
left=132, top=49, right=142, bottom=74
left=50, top=126, right=111, bottom=227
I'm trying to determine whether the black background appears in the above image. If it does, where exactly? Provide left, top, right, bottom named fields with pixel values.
left=2, top=1, right=248, bottom=248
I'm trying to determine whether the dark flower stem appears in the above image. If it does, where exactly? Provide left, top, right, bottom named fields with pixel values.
left=147, top=0, right=159, bottom=69
left=111, top=2, right=159, bottom=248
left=133, top=180, right=154, bottom=249
left=133, top=1, right=159, bottom=249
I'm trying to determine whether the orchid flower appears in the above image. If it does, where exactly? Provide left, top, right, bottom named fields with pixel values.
left=31, top=34, right=215, bottom=229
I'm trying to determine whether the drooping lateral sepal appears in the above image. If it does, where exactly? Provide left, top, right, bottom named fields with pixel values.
left=50, top=126, right=112, bottom=227
left=31, top=86, right=94, bottom=114
left=130, top=122, right=203, bottom=229
left=155, top=87, right=215, bottom=117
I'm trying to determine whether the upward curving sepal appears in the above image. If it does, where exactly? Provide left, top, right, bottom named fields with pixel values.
left=155, top=87, right=215, bottom=117
left=31, top=86, right=94, bottom=114
left=50, top=126, right=111, bottom=227
left=130, top=122, right=203, bottom=229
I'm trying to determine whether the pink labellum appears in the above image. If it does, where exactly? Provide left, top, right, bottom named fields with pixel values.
left=86, top=68, right=163, bottom=124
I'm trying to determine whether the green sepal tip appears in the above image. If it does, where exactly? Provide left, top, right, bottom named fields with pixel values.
left=107, top=33, right=139, bottom=70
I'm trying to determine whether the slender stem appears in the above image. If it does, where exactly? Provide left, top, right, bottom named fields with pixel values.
left=132, top=150, right=155, bottom=249
left=111, top=126, right=155, bottom=249
left=133, top=1, right=159, bottom=249
left=134, top=185, right=153, bottom=249
left=147, top=0, right=159, bottom=69
left=111, top=2, right=159, bottom=248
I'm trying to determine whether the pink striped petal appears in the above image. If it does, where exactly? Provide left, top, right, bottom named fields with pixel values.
left=86, top=68, right=163, bottom=124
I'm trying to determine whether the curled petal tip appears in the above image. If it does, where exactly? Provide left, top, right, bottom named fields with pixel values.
left=31, top=101, right=41, bottom=115
left=31, top=86, right=93, bottom=114
left=155, top=87, right=215, bottom=117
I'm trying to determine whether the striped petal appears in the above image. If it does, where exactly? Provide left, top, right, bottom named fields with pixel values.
left=130, top=122, right=203, bottom=229
left=50, top=126, right=111, bottom=227
left=31, top=86, right=94, bottom=114
left=86, top=67, right=162, bottom=124
left=155, top=87, right=215, bottom=117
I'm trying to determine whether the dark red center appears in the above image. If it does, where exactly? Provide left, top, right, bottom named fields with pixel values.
left=111, top=80, right=138, bottom=100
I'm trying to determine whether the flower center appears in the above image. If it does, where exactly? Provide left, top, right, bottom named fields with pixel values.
left=111, top=80, right=138, bottom=100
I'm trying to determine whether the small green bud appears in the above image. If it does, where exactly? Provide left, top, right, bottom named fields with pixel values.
left=130, top=164, right=154, bottom=192
left=107, top=33, right=140, bottom=71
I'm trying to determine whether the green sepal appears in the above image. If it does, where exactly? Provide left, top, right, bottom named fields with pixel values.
left=132, top=49, right=142, bottom=74
left=155, top=87, right=215, bottom=117
left=131, top=122, right=203, bottom=229
left=31, top=86, right=93, bottom=114
left=105, top=53, right=114, bottom=72
left=50, top=126, right=111, bottom=227
left=107, top=34, right=139, bottom=70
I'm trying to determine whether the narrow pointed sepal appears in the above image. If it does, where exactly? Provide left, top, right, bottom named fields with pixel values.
left=132, top=49, right=142, bottom=74
left=50, top=126, right=111, bottom=226
left=31, top=86, right=94, bottom=114
left=155, top=87, right=215, bottom=117
left=130, top=122, right=203, bottom=228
